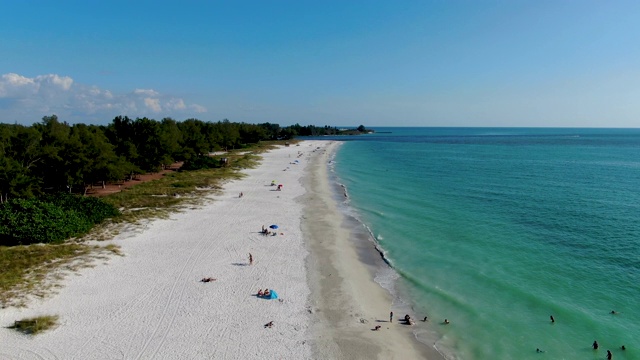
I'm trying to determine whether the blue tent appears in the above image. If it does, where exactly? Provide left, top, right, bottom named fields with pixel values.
left=266, top=290, right=278, bottom=299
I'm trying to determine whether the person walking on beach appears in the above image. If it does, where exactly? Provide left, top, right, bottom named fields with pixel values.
left=390, top=312, right=393, bottom=323
left=249, top=253, right=253, bottom=265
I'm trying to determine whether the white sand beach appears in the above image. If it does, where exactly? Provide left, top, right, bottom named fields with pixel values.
left=0, top=140, right=439, bottom=359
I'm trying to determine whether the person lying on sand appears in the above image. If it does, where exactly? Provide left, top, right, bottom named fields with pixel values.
left=264, top=289, right=271, bottom=296
left=201, top=277, right=217, bottom=282
left=264, top=321, right=274, bottom=328
left=257, top=289, right=264, bottom=296
left=373, top=325, right=381, bottom=331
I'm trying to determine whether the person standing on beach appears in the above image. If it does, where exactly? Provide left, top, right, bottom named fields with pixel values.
left=249, top=253, right=253, bottom=265
left=389, top=312, right=393, bottom=323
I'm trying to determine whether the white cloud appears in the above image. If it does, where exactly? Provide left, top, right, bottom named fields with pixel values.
left=166, top=98, right=186, bottom=110
left=190, top=104, right=207, bottom=113
left=3, top=73, right=35, bottom=87
left=134, top=88, right=160, bottom=97
left=0, top=73, right=207, bottom=124
left=0, top=73, right=38, bottom=97
left=36, top=74, right=73, bottom=90
left=144, top=97, right=162, bottom=112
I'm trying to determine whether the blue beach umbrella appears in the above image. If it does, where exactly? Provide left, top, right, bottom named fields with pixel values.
left=269, top=224, right=279, bottom=229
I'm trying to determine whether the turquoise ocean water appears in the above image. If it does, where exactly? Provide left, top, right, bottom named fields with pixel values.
left=325, top=128, right=640, bottom=360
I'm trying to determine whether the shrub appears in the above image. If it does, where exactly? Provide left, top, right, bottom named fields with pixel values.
left=10, top=315, right=59, bottom=335
left=43, top=192, right=120, bottom=224
left=0, top=194, right=120, bottom=246
left=180, top=155, right=222, bottom=171
left=0, top=198, right=91, bottom=245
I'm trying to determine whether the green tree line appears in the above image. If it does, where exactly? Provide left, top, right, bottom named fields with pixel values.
left=0, top=115, right=342, bottom=200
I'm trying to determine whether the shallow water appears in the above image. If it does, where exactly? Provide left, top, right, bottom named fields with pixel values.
left=329, top=128, right=640, bottom=360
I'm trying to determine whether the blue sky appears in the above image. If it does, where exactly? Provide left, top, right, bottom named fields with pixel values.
left=1, top=0, right=638, bottom=127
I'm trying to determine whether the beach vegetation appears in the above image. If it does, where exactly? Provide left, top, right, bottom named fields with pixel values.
left=100, top=149, right=262, bottom=222
left=104, top=244, right=123, bottom=256
left=9, top=315, right=59, bottom=335
left=281, top=123, right=373, bottom=136
left=0, top=111, right=294, bottom=305
left=0, top=193, right=119, bottom=246
left=180, top=154, right=225, bottom=171
left=0, top=243, right=95, bottom=307
left=0, top=116, right=296, bottom=201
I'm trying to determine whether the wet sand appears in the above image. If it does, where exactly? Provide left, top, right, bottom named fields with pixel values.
left=302, top=141, right=444, bottom=359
